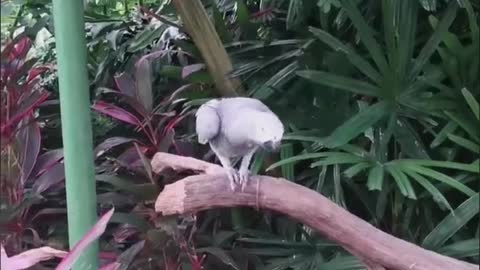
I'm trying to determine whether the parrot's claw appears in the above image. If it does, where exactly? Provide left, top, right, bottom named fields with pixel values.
left=239, top=169, right=250, bottom=191
left=226, top=167, right=241, bottom=191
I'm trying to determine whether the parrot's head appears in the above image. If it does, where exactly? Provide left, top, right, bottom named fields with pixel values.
left=252, top=112, right=284, bottom=152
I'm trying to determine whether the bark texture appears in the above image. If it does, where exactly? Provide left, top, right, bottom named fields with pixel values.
left=152, top=152, right=478, bottom=270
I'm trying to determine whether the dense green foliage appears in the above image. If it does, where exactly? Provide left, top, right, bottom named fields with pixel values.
left=1, top=0, right=479, bottom=269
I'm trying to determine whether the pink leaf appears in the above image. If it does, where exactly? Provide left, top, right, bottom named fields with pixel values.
left=1, top=91, right=49, bottom=134
left=134, top=57, right=153, bottom=111
left=94, top=137, right=135, bottom=158
left=92, top=101, right=142, bottom=126
left=30, top=149, right=64, bottom=178
left=17, top=119, right=41, bottom=184
left=7, top=36, right=32, bottom=62
left=27, top=65, right=53, bottom=82
left=181, top=64, right=205, bottom=79
left=116, top=145, right=147, bottom=169
left=94, top=88, right=149, bottom=118
left=99, top=262, right=121, bottom=270
left=55, top=208, right=115, bottom=270
left=32, top=162, right=65, bottom=194
left=112, top=224, right=138, bottom=243
left=31, top=208, right=67, bottom=222
left=99, top=251, right=118, bottom=261
left=114, top=72, right=136, bottom=97
left=1, top=245, right=67, bottom=270
left=250, top=8, right=275, bottom=22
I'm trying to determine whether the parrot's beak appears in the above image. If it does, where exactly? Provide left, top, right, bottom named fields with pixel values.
left=263, top=140, right=281, bottom=152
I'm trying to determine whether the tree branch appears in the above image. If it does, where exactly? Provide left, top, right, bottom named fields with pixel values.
left=171, top=0, right=245, bottom=97
left=152, top=152, right=478, bottom=270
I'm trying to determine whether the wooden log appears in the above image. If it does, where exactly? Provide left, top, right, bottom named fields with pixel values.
left=152, top=152, right=478, bottom=270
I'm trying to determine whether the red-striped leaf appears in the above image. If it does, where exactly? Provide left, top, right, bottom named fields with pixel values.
left=114, top=72, right=136, bottom=98
left=55, top=208, right=115, bottom=270
left=30, top=149, right=64, bottom=178
left=32, top=162, right=65, bottom=194
left=27, top=65, right=54, bottom=82
left=94, top=137, right=135, bottom=157
left=1, top=245, right=67, bottom=270
left=17, top=119, right=41, bottom=185
left=92, top=101, right=142, bottom=126
left=1, top=91, right=49, bottom=135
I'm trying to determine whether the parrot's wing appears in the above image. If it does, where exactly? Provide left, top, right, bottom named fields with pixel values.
left=220, top=107, right=258, bottom=145
left=195, top=100, right=221, bottom=144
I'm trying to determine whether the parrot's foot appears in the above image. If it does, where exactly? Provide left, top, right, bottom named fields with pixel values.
left=225, top=167, right=251, bottom=192
left=239, top=168, right=250, bottom=191
left=226, top=167, right=241, bottom=191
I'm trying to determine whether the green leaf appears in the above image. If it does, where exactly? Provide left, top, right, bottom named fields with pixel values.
left=323, top=101, right=389, bottom=148
left=461, top=88, right=479, bottom=120
left=196, top=247, right=240, bottom=270
left=422, top=193, right=479, bottom=249
left=116, top=240, right=145, bottom=270
left=367, top=165, right=384, bottom=191
left=445, top=111, right=480, bottom=142
left=211, top=2, right=232, bottom=42
left=419, top=0, right=437, bottom=11
left=343, top=162, right=371, bottom=178
left=341, top=0, right=389, bottom=73
left=319, top=255, right=364, bottom=269
left=386, top=165, right=417, bottom=199
left=236, top=237, right=318, bottom=247
left=213, top=230, right=237, bottom=246
left=403, top=170, right=452, bottom=212
left=438, top=238, right=480, bottom=259
left=333, top=164, right=346, bottom=207
left=127, top=25, right=167, bottom=52
left=227, top=39, right=304, bottom=55
left=282, top=135, right=325, bottom=143
left=297, top=70, right=380, bottom=96
left=376, top=180, right=392, bottom=221
left=96, top=174, right=159, bottom=200
left=110, top=213, right=152, bottom=232
left=242, top=248, right=299, bottom=257
left=266, top=152, right=330, bottom=171
left=447, top=133, right=480, bottom=154
left=397, top=0, right=418, bottom=80
left=409, top=1, right=458, bottom=80
left=381, top=0, right=397, bottom=72
left=261, top=253, right=312, bottom=270
left=393, top=118, right=430, bottom=159
left=252, top=61, right=299, bottom=99
left=431, top=121, right=458, bottom=148
left=405, top=164, right=475, bottom=196
left=280, top=143, right=295, bottom=181
left=310, top=153, right=365, bottom=167
left=308, top=26, right=381, bottom=83
left=286, top=0, right=303, bottom=30
left=397, top=159, right=479, bottom=173
left=234, top=0, right=250, bottom=25
left=250, top=150, right=266, bottom=175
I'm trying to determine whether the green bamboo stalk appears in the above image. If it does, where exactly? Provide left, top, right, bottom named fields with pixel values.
left=51, top=1, right=98, bottom=269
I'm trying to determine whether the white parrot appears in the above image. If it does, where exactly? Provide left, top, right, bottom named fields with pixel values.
left=195, top=97, right=284, bottom=191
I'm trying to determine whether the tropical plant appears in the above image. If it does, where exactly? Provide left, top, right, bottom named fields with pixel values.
left=0, top=33, right=68, bottom=256
left=1, top=0, right=479, bottom=269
